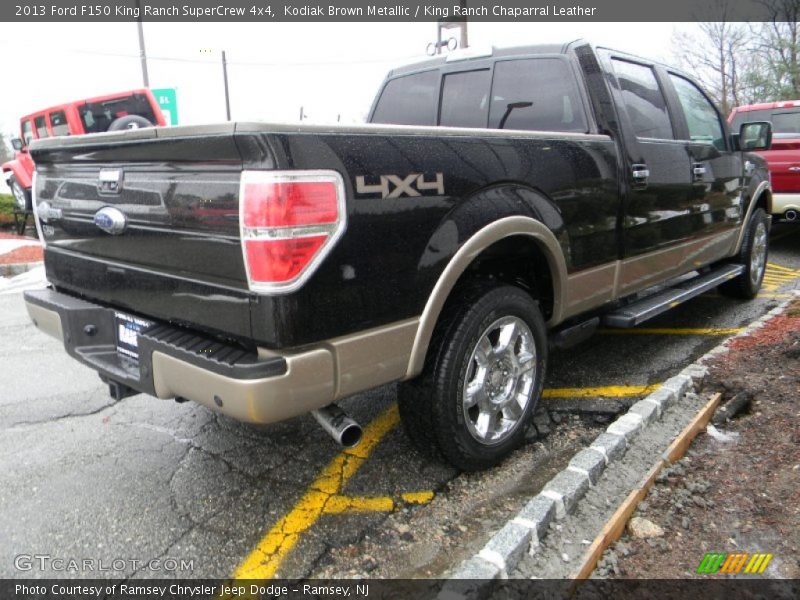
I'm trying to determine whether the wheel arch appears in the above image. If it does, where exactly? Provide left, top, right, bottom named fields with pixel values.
left=3, top=160, right=33, bottom=190
left=734, top=180, right=772, bottom=254
left=404, top=215, right=568, bottom=380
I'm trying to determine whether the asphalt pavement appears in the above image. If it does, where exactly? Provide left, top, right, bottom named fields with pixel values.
left=0, top=224, right=797, bottom=580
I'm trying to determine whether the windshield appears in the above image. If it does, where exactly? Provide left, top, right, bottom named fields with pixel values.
left=80, top=93, right=157, bottom=133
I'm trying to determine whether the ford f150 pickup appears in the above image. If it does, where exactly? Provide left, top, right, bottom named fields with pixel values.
left=24, top=41, right=773, bottom=470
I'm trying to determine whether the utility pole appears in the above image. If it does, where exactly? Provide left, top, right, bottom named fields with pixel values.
left=222, top=51, right=231, bottom=121
left=135, top=0, right=149, bottom=87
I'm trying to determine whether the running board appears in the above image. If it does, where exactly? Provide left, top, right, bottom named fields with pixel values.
left=602, top=264, right=744, bottom=328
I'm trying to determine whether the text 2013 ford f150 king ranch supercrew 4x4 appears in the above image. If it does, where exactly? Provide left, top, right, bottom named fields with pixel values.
left=24, top=41, right=773, bottom=470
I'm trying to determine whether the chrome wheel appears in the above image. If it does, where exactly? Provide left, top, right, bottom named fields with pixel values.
left=463, top=316, right=536, bottom=445
left=11, top=182, right=27, bottom=211
left=750, top=222, right=767, bottom=286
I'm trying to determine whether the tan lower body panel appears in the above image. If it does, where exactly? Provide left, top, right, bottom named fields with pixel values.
left=561, top=230, right=740, bottom=321
left=150, top=318, right=419, bottom=423
left=152, top=348, right=337, bottom=424
left=615, top=230, right=738, bottom=299
left=325, top=317, right=418, bottom=399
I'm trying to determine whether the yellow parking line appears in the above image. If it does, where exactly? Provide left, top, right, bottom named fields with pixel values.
left=766, top=262, right=798, bottom=274
left=543, top=384, right=659, bottom=398
left=598, top=327, right=744, bottom=336
left=402, top=491, right=436, bottom=504
left=231, top=404, right=400, bottom=580
left=230, top=383, right=665, bottom=582
left=323, top=495, right=395, bottom=514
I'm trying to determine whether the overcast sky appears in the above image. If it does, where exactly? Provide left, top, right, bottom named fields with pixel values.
left=0, top=21, right=697, bottom=137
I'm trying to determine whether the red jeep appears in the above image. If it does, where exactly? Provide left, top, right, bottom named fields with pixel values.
left=3, top=89, right=165, bottom=216
left=729, top=100, right=800, bottom=222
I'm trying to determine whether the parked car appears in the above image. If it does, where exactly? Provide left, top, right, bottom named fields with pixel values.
left=24, top=41, right=772, bottom=471
left=729, top=100, right=800, bottom=221
left=3, top=89, right=165, bottom=213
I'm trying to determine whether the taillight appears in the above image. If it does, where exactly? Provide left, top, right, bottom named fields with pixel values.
left=239, top=170, right=346, bottom=293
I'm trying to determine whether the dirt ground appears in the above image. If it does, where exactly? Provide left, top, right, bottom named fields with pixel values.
left=599, top=298, right=800, bottom=579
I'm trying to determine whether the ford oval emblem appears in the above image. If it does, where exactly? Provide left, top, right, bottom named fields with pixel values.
left=93, top=206, right=127, bottom=235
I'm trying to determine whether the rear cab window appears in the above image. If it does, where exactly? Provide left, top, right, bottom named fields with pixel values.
left=372, top=56, right=590, bottom=134
left=440, top=69, right=491, bottom=128
left=371, top=70, right=439, bottom=126
left=489, top=58, right=588, bottom=132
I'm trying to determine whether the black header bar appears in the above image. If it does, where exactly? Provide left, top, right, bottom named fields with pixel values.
left=3, top=0, right=797, bottom=22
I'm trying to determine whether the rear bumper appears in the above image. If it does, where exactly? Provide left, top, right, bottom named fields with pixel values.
left=772, top=193, right=800, bottom=214
left=23, top=288, right=337, bottom=424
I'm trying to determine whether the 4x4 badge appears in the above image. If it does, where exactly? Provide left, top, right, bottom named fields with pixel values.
left=355, top=173, right=444, bottom=198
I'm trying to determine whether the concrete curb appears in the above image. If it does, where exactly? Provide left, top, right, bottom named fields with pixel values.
left=441, top=291, right=798, bottom=596
left=0, top=261, right=43, bottom=277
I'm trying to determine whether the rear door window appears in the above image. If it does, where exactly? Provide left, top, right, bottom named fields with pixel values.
left=371, top=70, right=440, bottom=126
left=49, top=110, right=70, bottom=136
left=439, top=69, right=492, bottom=128
left=34, top=116, right=49, bottom=138
left=611, top=58, right=674, bottom=140
left=489, top=58, right=588, bottom=132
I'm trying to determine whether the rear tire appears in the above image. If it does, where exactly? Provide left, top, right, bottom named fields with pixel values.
left=9, top=176, right=32, bottom=212
left=399, top=283, right=547, bottom=471
left=719, top=208, right=769, bottom=299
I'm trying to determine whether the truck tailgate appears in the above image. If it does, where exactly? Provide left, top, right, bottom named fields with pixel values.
left=32, top=129, right=253, bottom=342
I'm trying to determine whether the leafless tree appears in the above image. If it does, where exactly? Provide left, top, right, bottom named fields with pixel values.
left=749, top=0, right=800, bottom=99
left=672, top=16, right=754, bottom=115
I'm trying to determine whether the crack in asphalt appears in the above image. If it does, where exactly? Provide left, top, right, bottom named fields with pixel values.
left=4, top=397, right=125, bottom=430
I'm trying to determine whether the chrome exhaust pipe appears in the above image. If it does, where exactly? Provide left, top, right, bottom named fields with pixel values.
left=312, top=404, right=363, bottom=448
left=785, top=209, right=798, bottom=221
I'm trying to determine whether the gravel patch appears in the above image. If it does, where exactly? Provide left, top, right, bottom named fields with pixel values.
left=512, top=390, right=708, bottom=578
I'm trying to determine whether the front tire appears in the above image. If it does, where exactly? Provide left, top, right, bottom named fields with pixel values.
left=719, top=208, right=769, bottom=299
left=399, top=284, right=548, bottom=471
left=9, top=176, right=31, bottom=212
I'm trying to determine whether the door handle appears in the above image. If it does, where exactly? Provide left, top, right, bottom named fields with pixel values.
left=631, top=164, right=649, bottom=184
left=693, top=164, right=706, bottom=180
left=744, top=161, right=755, bottom=176
left=789, top=166, right=800, bottom=172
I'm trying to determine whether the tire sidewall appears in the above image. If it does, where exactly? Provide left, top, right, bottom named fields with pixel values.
left=740, top=208, right=769, bottom=296
left=10, top=177, right=31, bottom=212
left=438, top=286, right=547, bottom=468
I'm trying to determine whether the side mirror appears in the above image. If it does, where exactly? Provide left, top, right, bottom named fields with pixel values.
left=739, top=121, right=772, bottom=151
left=11, top=138, right=24, bottom=151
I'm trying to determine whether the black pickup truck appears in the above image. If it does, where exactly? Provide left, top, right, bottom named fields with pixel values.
left=24, top=41, right=773, bottom=470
